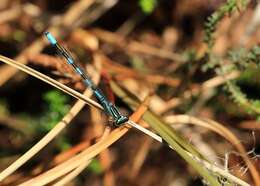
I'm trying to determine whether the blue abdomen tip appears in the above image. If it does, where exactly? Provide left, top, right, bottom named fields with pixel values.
left=44, top=31, right=57, bottom=45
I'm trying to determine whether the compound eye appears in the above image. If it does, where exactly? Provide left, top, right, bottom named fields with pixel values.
left=115, top=115, right=129, bottom=126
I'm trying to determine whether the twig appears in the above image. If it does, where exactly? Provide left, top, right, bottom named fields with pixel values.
left=0, top=0, right=96, bottom=87
left=92, top=29, right=184, bottom=62
left=239, top=120, right=260, bottom=130
left=164, top=114, right=260, bottom=185
left=62, top=0, right=95, bottom=27
left=158, top=71, right=240, bottom=113
left=0, top=5, right=22, bottom=24
left=0, top=54, right=102, bottom=181
left=0, top=89, right=93, bottom=182
left=52, top=129, right=111, bottom=186
left=53, top=160, right=91, bottom=186
left=73, top=0, right=119, bottom=28
left=116, top=12, right=144, bottom=36
left=240, top=3, right=260, bottom=45
left=128, top=137, right=152, bottom=179
left=18, top=94, right=150, bottom=186
left=0, top=55, right=103, bottom=110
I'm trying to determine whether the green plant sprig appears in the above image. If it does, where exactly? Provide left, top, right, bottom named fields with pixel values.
left=223, top=46, right=260, bottom=116
left=204, top=0, right=249, bottom=49
left=203, top=0, right=260, bottom=117
left=40, top=90, right=70, bottom=132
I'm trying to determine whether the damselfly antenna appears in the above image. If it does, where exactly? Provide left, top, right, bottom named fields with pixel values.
left=44, top=32, right=128, bottom=126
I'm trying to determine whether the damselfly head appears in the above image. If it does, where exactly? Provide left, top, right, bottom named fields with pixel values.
left=114, top=115, right=129, bottom=126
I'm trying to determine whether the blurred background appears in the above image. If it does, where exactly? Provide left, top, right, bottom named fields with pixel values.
left=0, top=0, right=260, bottom=185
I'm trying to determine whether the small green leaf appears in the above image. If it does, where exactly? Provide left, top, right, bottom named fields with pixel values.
left=13, top=30, right=26, bottom=42
left=88, top=159, right=103, bottom=174
left=139, top=0, right=158, bottom=14
left=39, top=90, right=70, bottom=132
left=57, top=136, right=72, bottom=151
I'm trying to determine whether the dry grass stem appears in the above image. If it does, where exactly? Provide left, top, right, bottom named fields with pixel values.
left=164, top=114, right=260, bottom=184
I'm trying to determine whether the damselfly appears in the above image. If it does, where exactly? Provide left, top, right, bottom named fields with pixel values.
left=44, top=32, right=128, bottom=126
